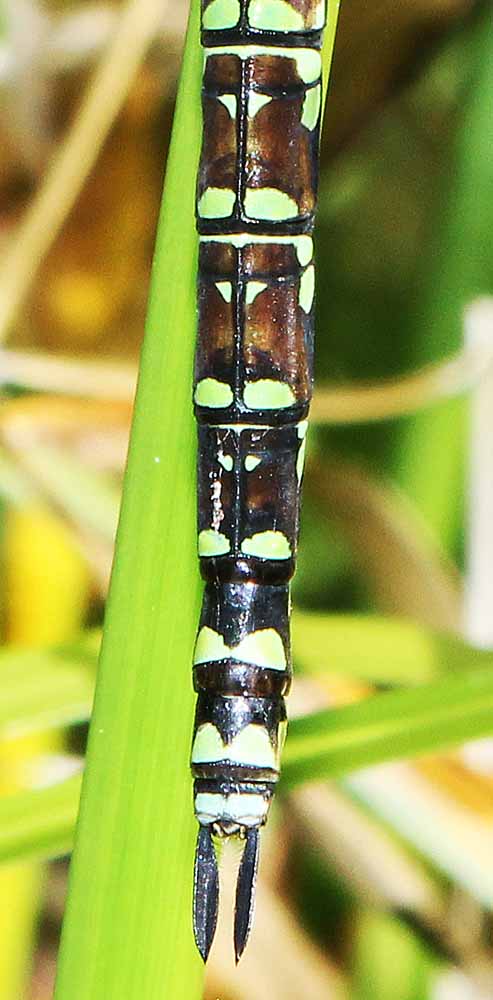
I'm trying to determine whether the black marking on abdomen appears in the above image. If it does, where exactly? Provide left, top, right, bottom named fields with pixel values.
left=194, top=661, right=290, bottom=698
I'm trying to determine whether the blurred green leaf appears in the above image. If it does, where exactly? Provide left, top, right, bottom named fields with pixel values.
left=15, top=444, right=120, bottom=541
left=0, top=640, right=95, bottom=738
left=352, top=910, right=436, bottom=1000
left=283, top=665, right=493, bottom=787
left=397, top=8, right=493, bottom=546
left=0, top=448, right=35, bottom=506
left=292, top=611, right=492, bottom=685
left=0, top=774, right=81, bottom=866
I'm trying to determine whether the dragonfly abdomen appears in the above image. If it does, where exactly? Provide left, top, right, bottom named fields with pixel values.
left=191, top=0, right=325, bottom=962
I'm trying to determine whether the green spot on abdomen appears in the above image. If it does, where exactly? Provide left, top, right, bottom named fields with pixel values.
left=194, top=626, right=229, bottom=663
left=198, top=187, right=235, bottom=219
left=203, top=0, right=241, bottom=29
left=244, top=188, right=298, bottom=222
left=276, top=720, right=288, bottom=765
left=237, top=629, right=287, bottom=670
left=248, top=0, right=304, bottom=30
left=192, top=722, right=277, bottom=770
left=245, top=281, right=267, bottom=305
left=248, top=92, right=273, bottom=119
left=192, top=723, right=225, bottom=763
left=296, top=437, right=306, bottom=482
left=215, top=281, right=233, bottom=302
left=295, top=236, right=313, bottom=267
left=292, top=49, right=321, bottom=85
left=195, top=378, right=234, bottom=408
left=241, top=530, right=292, bottom=560
left=243, top=379, right=296, bottom=410
left=198, top=529, right=231, bottom=557
left=194, top=625, right=287, bottom=671
left=299, top=265, right=315, bottom=313
left=244, top=454, right=261, bottom=472
left=228, top=725, right=277, bottom=769
left=301, top=84, right=321, bottom=131
left=217, top=93, right=237, bottom=118
left=218, top=452, right=234, bottom=472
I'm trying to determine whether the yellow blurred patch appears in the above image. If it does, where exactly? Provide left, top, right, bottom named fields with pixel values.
left=4, top=506, right=90, bottom=646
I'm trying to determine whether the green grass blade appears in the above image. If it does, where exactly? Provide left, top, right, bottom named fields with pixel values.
left=282, top=665, right=493, bottom=787
left=54, top=1, right=204, bottom=995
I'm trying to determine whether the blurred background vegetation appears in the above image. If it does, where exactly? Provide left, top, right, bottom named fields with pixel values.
left=1, top=0, right=493, bottom=997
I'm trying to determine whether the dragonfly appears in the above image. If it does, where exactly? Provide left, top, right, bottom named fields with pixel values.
left=190, top=0, right=330, bottom=963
